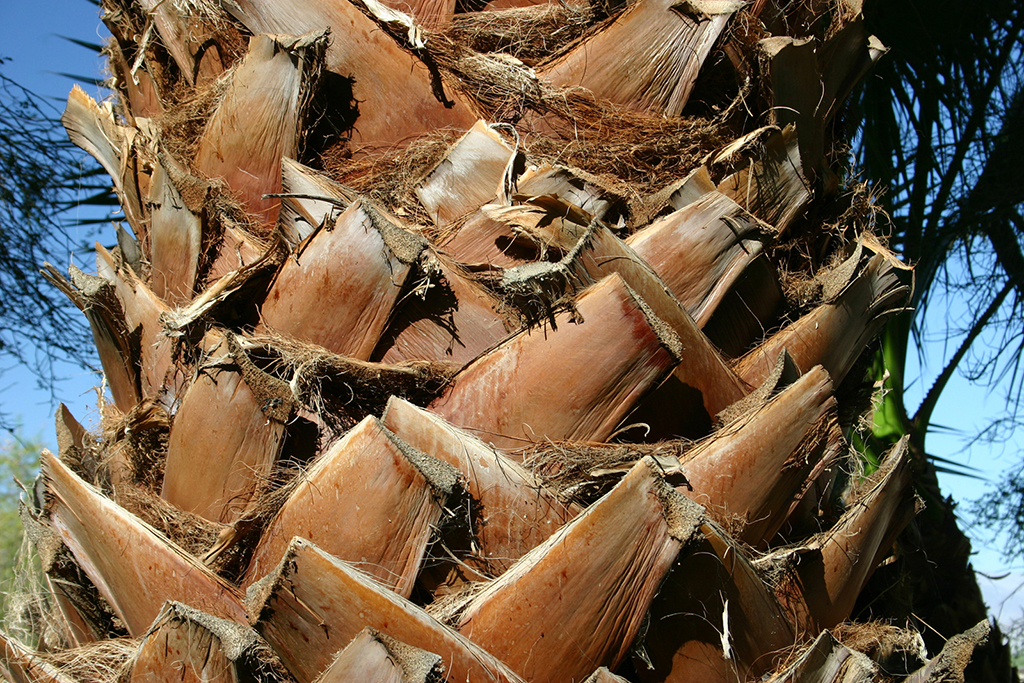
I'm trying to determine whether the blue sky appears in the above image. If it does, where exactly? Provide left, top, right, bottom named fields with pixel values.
left=2, top=0, right=1023, bottom=636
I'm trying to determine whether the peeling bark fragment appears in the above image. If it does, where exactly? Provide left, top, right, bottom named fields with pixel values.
left=772, top=438, right=919, bottom=632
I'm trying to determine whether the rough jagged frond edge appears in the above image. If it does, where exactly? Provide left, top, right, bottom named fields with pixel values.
left=373, top=628, right=445, bottom=683
left=831, top=620, right=928, bottom=670
left=360, top=198, right=429, bottom=264
left=437, top=4, right=596, bottom=66
left=114, top=484, right=227, bottom=559
left=126, top=600, right=293, bottom=681
left=224, top=332, right=298, bottom=424
left=519, top=440, right=691, bottom=505
left=381, top=421, right=461, bottom=500
left=716, top=349, right=800, bottom=426
left=910, top=620, right=991, bottom=683
left=495, top=220, right=598, bottom=328
left=100, top=397, right=170, bottom=491
left=36, top=637, right=137, bottom=683
left=235, top=332, right=458, bottom=430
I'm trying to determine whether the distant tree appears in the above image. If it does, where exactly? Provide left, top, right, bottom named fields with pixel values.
left=0, top=428, right=42, bottom=593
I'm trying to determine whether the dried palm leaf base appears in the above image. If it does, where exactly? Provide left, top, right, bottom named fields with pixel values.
left=42, top=451, right=248, bottom=636
left=195, top=33, right=326, bottom=231
left=540, top=0, right=742, bottom=117
left=760, top=20, right=886, bottom=184
left=381, top=397, right=580, bottom=578
left=225, top=0, right=478, bottom=152
left=456, top=458, right=703, bottom=683
left=736, top=250, right=910, bottom=388
left=245, top=415, right=458, bottom=598
left=626, top=189, right=769, bottom=326
left=131, top=0, right=235, bottom=87
left=416, top=120, right=516, bottom=227
left=249, top=538, right=525, bottom=683
left=315, top=627, right=443, bottom=683
left=105, top=36, right=164, bottom=120
left=204, top=225, right=268, bottom=285
left=41, top=265, right=140, bottom=411
left=129, top=602, right=285, bottom=683
left=517, top=164, right=628, bottom=224
left=96, top=245, right=175, bottom=398
left=700, top=251, right=784, bottom=358
left=61, top=86, right=145, bottom=235
left=147, top=157, right=203, bottom=306
left=681, top=365, right=841, bottom=547
left=438, top=202, right=554, bottom=268
left=717, top=125, right=810, bottom=234
left=430, top=273, right=682, bottom=449
left=543, top=221, right=750, bottom=437
left=47, top=574, right=102, bottom=648
left=161, top=351, right=292, bottom=524
left=260, top=200, right=425, bottom=359
left=767, top=630, right=877, bottom=683
left=771, top=438, right=918, bottom=632
left=637, top=523, right=797, bottom=683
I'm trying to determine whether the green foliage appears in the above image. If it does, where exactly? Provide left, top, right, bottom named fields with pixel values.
left=854, top=1, right=1024, bottom=520
left=0, top=428, right=42, bottom=598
